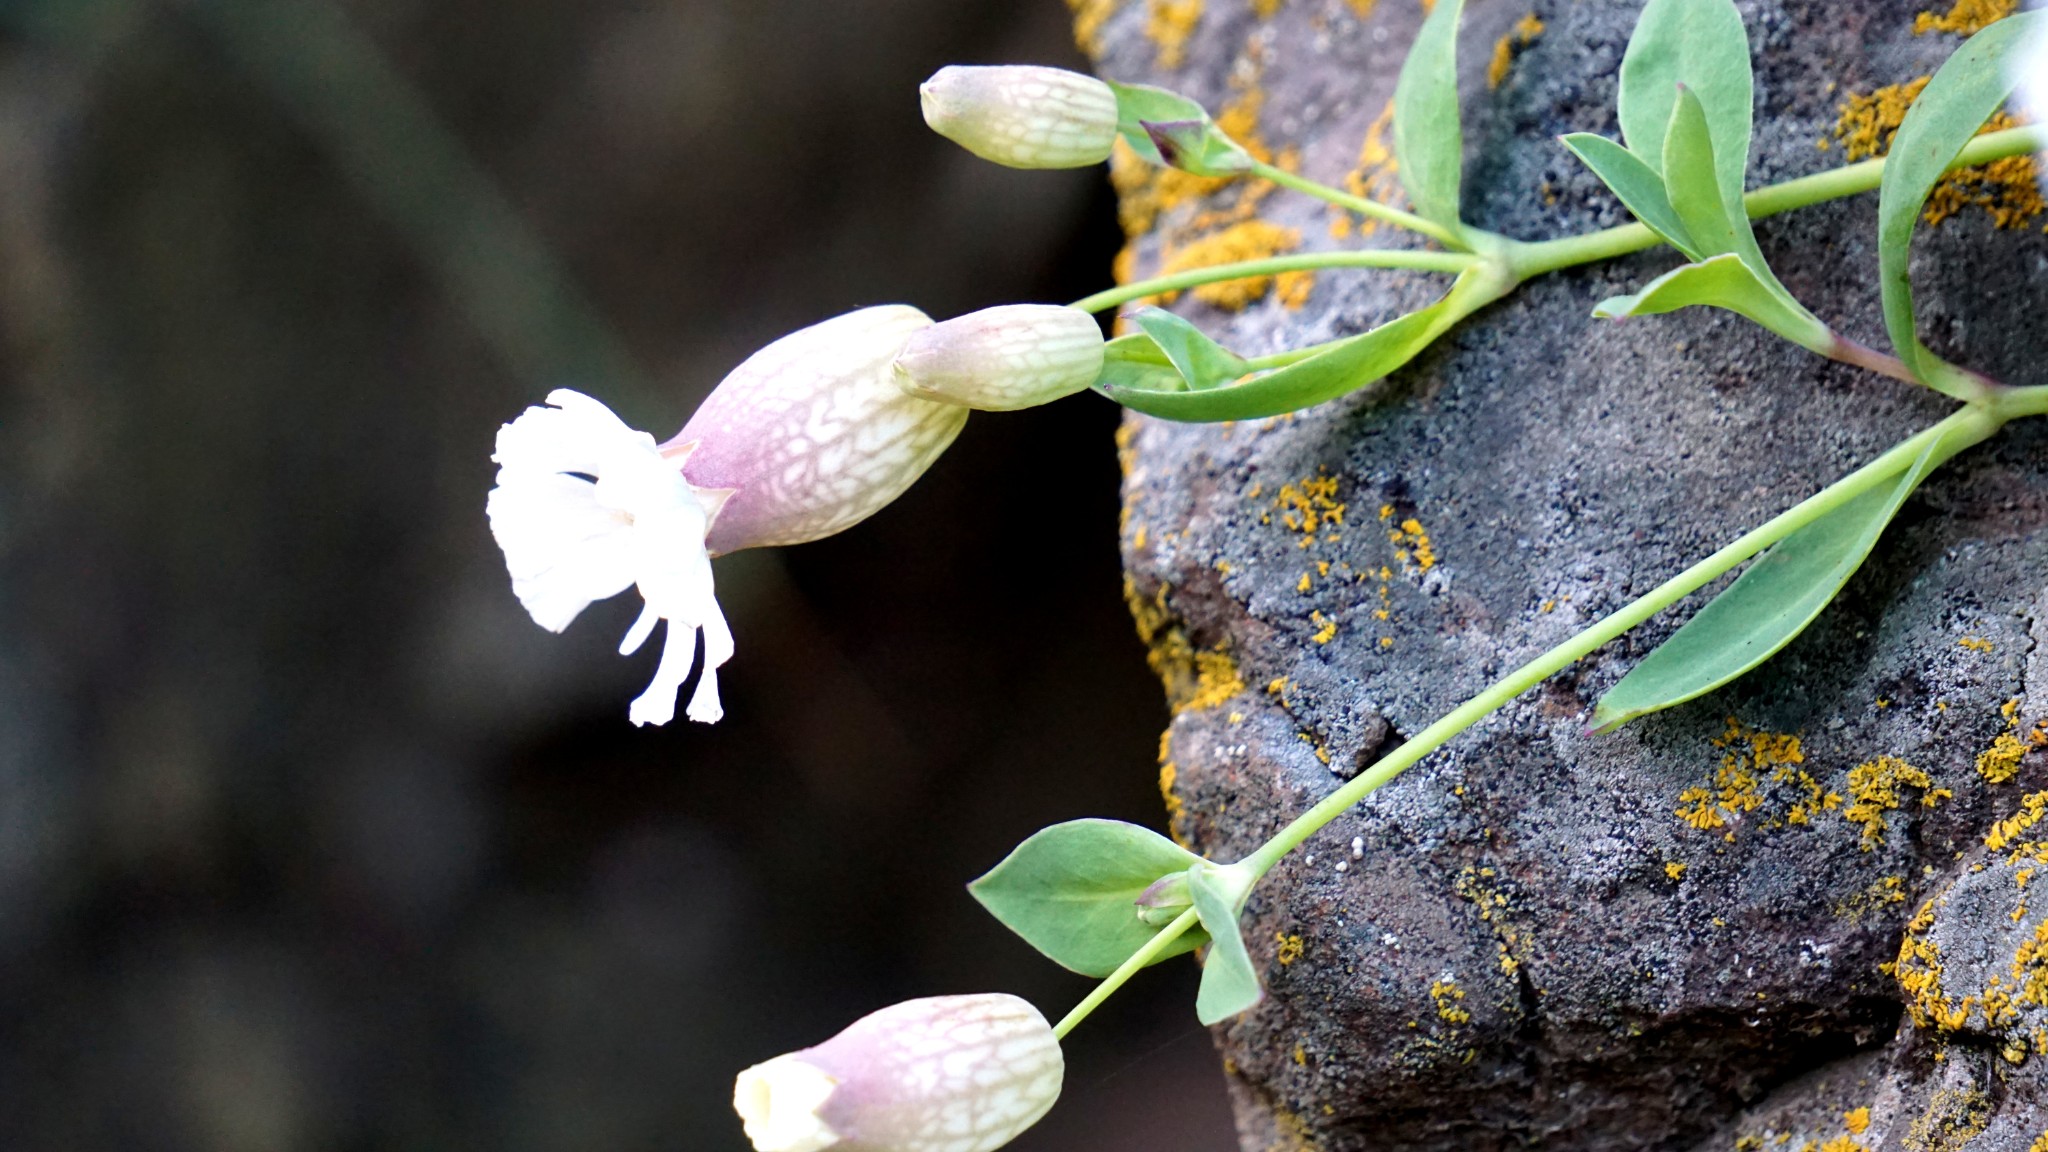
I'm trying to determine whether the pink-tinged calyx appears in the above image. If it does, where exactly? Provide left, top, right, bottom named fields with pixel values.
left=732, top=993, right=1063, bottom=1152
left=667, top=305, right=967, bottom=555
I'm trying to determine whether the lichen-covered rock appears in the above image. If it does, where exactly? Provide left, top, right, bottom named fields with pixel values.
left=1080, top=0, right=2048, bottom=1148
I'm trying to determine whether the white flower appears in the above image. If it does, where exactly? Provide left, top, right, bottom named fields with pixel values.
left=920, top=65, right=1120, bottom=170
left=486, top=389, right=733, bottom=726
left=892, top=304, right=1105, bottom=411
left=733, top=994, right=1063, bottom=1152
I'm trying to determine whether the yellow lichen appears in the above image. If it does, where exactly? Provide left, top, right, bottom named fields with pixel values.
left=1842, top=756, right=1947, bottom=850
left=1145, top=0, right=1204, bottom=69
left=1345, top=0, right=1376, bottom=16
left=1904, top=1088, right=1990, bottom=1152
left=1429, top=978, right=1471, bottom=1024
left=1846, top=1108, right=1872, bottom=1136
left=1310, top=610, right=1338, bottom=645
left=1665, top=861, right=1689, bottom=880
left=1486, top=12, right=1546, bottom=90
left=1959, top=636, right=1995, bottom=652
left=1250, top=0, right=1283, bottom=16
left=1816, top=1138, right=1868, bottom=1152
left=1274, top=267, right=1315, bottom=310
left=1124, top=575, right=1245, bottom=713
left=1913, top=0, right=2017, bottom=36
left=1332, top=100, right=1400, bottom=238
left=1155, top=220, right=1302, bottom=310
left=1389, top=516, right=1437, bottom=572
left=1067, top=0, right=1122, bottom=53
left=1276, top=933, right=1305, bottom=964
left=1158, top=747, right=1187, bottom=836
left=1896, top=898, right=1976, bottom=1031
left=1833, top=78, right=2045, bottom=232
left=1989, top=791, right=2048, bottom=853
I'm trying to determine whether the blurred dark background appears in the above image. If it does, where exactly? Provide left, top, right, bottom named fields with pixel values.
left=0, top=0, right=1235, bottom=1147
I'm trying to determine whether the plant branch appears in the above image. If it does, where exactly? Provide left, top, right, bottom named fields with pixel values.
left=1249, top=160, right=1468, bottom=249
left=1052, top=908, right=1200, bottom=1040
left=1070, top=249, right=1477, bottom=315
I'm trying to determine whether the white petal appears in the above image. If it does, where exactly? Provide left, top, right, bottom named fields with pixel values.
left=684, top=605, right=734, bottom=724
left=486, top=474, right=635, bottom=632
left=493, top=389, right=657, bottom=480
left=629, top=619, right=699, bottom=727
left=619, top=602, right=660, bottom=656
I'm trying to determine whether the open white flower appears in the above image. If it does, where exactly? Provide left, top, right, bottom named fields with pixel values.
left=487, top=389, right=733, bottom=726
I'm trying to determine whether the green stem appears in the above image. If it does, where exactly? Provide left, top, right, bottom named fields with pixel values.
left=1509, top=124, right=2047, bottom=279
left=1238, top=404, right=1999, bottom=877
left=1070, top=249, right=1478, bottom=315
left=1249, top=160, right=1468, bottom=250
left=1052, top=908, right=1200, bottom=1040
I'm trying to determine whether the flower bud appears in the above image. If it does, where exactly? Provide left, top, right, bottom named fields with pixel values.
left=733, top=994, right=1064, bottom=1152
left=892, top=304, right=1105, bottom=411
left=920, top=65, right=1118, bottom=169
left=668, top=305, right=967, bottom=554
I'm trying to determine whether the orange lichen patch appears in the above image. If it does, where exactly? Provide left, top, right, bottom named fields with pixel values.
left=1332, top=100, right=1401, bottom=239
left=1310, top=611, right=1337, bottom=644
left=1842, top=756, right=1949, bottom=850
left=1677, top=719, right=1839, bottom=834
left=1959, top=636, right=1995, bottom=652
left=1389, top=516, right=1436, bottom=572
left=1834, top=79, right=2045, bottom=231
left=1276, top=933, right=1305, bottom=964
left=1486, top=12, right=1546, bottom=90
left=2032, top=1131, right=2048, bottom=1152
left=1665, top=861, right=1688, bottom=880
left=1845, top=1109, right=1871, bottom=1136
left=1906, top=1088, right=1991, bottom=1152
left=1250, top=0, right=1283, bottom=17
left=1978, top=699, right=2048, bottom=784
left=1429, top=978, right=1471, bottom=1024
left=1275, top=268, right=1315, bottom=310
left=1273, top=473, right=1347, bottom=545
left=1124, top=576, right=1245, bottom=714
left=1988, top=792, right=2048, bottom=853
left=1345, top=0, right=1377, bottom=16
left=1067, top=0, right=1122, bottom=53
left=1145, top=0, right=1204, bottom=69
left=1834, top=874, right=1910, bottom=922
left=1896, top=899, right=1977, bottom=1031
left=1157, top=220, right=1303, bottom=309
left=1815, top=1138, right=1868, bottom=1152
left=1913, top=0, right=2017, bottom=35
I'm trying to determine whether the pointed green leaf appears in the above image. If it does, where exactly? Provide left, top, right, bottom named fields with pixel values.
left=1129, top=307, right=1249, bottom=391
left=1560, top=132, right=1700, bottom=259
left=1661, top=86, right=1743, bottom=259
left=1617, top=0, right=1753, bottom=200
left=969, top=819, right=1211, bottom=977
left=1877, top=11, right=2042, bottom=401
left=1096, top=331, right=1187, bottom=394
left=1592, top=435, right=1952, bottom=733
left=1593, top=253, right=1832, bottom=353
left=1392, top=0, right=1466, bottom=230
left=1187, top=864, right=1262, bottom=1025
left=1106, top=81, right=1252, bottom=175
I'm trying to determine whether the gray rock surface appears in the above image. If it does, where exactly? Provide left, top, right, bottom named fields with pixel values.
left=1085, top=0, right=2048, bottom=1148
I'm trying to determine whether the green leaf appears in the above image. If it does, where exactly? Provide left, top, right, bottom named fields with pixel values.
left=1096, top=332, right=1187, bottom=394
left=969, top=819, right=1210, bottom=977
left=1617, top=0, right=1753, bottom=201
left=1392, top=0, right=1466, bottom=230
left=1106, top=81, right=1252, bottom=176
left=1593, top=253, right=1831, bottom=353
left=1559, top=132, right=1700, bottom=260
left=1591, top=434, right=1953, bottom=733
left=1098, top=274, right=1482, bottom=422
left=1129, top=307, right=1249, bottom=391
left=1660, top=86, right=1743, bottom=259
left=1877, top=10, right=2042, bottom=401
left=1187, top=864, right=1262, bottom=1025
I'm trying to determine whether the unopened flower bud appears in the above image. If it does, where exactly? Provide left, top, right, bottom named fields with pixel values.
left=1134, top=871, right=1192, bottom=927
left=733, top=994, right=1064, bottom=1152
left=892, top=304, right=1105, bottom=411
left=920, top=65, right=1118, bottom=169
left=668, top=305, right=967, bottom=554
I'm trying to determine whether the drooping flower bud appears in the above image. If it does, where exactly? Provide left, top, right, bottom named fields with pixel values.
left=892, top=304, right=1105, bottom=412
left=920, top=65, right=1119, bottom=170
left=733, top=994, right=1064, bottom=1152
left=667, top=305, right=967, bottom=555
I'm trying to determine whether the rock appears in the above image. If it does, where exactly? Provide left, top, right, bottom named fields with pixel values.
left=1084, top=0, right=2048, bottom=1147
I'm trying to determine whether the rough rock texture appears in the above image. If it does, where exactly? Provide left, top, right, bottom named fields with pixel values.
left=1085, top=1, right=2048, bottom=1149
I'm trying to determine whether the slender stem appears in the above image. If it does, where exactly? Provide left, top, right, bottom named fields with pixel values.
left=1053, top=908, right=1200, bottom=1040
left=1249, top=161, right=1469, bottom=250
left=1508, top=124, right=2047, bottom=279
left=1239, top=405, right=1999, bottom=877
left=1826, top=334, right=1920, bottom=388
left=1070, top=249, right=1477, bottom=315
